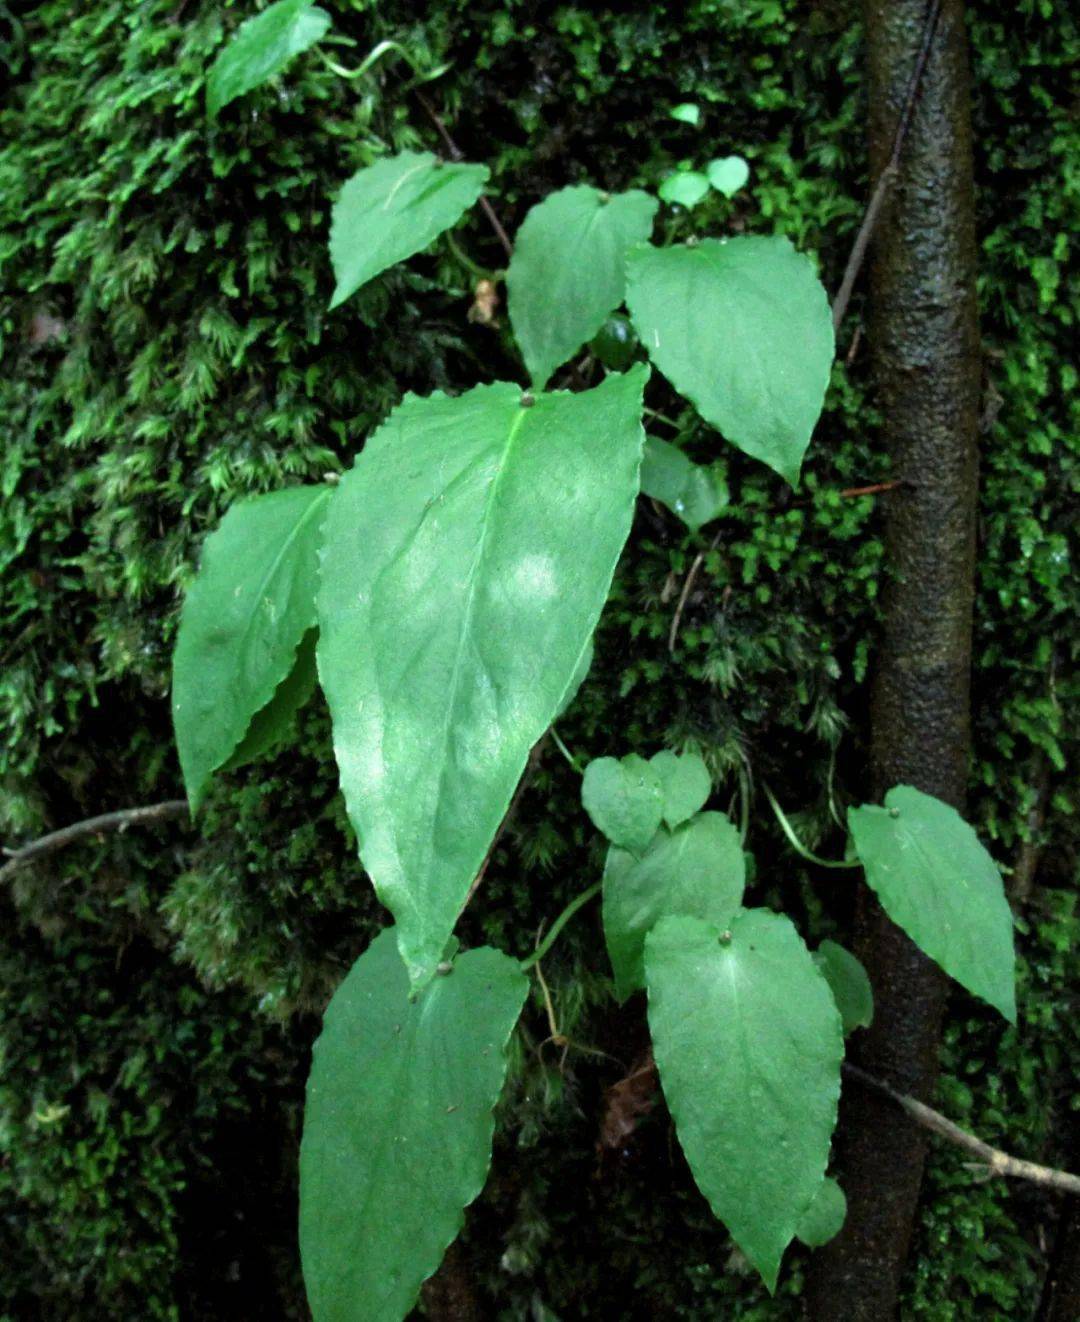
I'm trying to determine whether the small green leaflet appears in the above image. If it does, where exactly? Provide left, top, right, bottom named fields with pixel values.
left=507, top=185, right=658, bottom=389
left=645, top=910, right=843, bottom=1290
left=669, top=103, right=701, bottom=126
left=581, top=754, right=663, bottom=855
left=848, top=785, right=1017, bottom=1023
left=640, top=436, right=727, bottom=531
left=299, top=929, right=527, bottom=1322
left=812, top=939, right=873, bottom=1035
left=795, top=1178, right=847, bottom=1248
left=222, top=628, right=318, bottom=772
left=649, top=750, right=711, bottom=829
left=329, top=152, right=489, bottom=309
left=603, top=810, right=744, bottom=1000
left=317, top=367, right=648, bottom=986
left=626, top=236, right=834, bottom=485
left=206, top=0, right=331, bottom=119
left=706, top=156, right=750, bottom=197
left=172, top=484, right=330, bottom=812
left=657, top=171, right=710, bottom=208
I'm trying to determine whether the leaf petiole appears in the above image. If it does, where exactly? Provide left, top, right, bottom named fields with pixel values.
left=519, top=881, right=602, bottom=972
left=762, top=782, right=860, bottom=870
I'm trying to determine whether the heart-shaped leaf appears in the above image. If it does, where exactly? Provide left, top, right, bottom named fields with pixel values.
left=645, top=909, right=843, bottom=1289
left=627, top=236, right=834, bottom=485
left=206, top=0, right=331, bottom=119
left=300, top=929, right=526, bottom=1321
left=706, top=155, right=750, bottom=197
left=812, top=939, right=873, bottom=1035
left=507, top=185, right=657, bottom=389
left=640, top=437, right=727, bottom=531
left=172, top=484, right=330, bottom=811
left=329, top=152, right=489, bottom=308
left=317, top=368, right=648, bottom=986
left=848, top=785, right=1016, bottom=1022
left=603, top=810, right=744, bottom=1000
left=650, top=750, right=712, bottom=828
left=581, top=754, right=664, bottom=854
left=657, top=171, right=710, bottom=208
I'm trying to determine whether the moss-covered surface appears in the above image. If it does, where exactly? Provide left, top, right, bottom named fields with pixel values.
left=0, top=0, right=1076, bottom=1316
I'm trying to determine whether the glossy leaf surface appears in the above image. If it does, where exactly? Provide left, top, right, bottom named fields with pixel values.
left=707, top=155, right=750, bottom=197
left=581, top=754, right=663, bottom=855
left=206, top=0, right=331, bottom=118
left=640, top=436, right=727, bottom=531
left=604, top=810, right=744, bottom=1000
left=650, top=750, right=712, bottom=828
left=317, top=367, right=647, bottom=985
left=645, top=910, right=843, bottom=1289
left=812, top=939, right=873, bottom=1034
left=849, top=785, right=1016, bottom=1022
left=299, top=929, right=526, bottom=1322
left=795, top=1178, right=847, bottom=1248
left=330, top=152, right=489, bottom=309
left=172, top=485, right=329, bottom=811
left=626, top=237, right=834, bottom=485
left=507, top=185, right=657, bottom=389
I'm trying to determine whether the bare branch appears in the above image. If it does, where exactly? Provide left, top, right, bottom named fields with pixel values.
left=1, top=800, right=190, bottom=884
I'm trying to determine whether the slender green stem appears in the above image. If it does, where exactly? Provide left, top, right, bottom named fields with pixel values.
left=444, top=231, right=497, bottom=280
left=519, top=882, right=602, bottom=971
left=320, top=39, right=453, bottom=84
left=762, top=782, right=860, bottom=870
left=550, top=727, right=584, bottom=774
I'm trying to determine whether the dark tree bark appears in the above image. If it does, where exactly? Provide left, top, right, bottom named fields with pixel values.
left=806, top=0, right=981, bottom=1315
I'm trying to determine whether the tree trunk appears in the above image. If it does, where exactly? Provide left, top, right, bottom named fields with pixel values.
left=806, top=0, right=981, bottom=1315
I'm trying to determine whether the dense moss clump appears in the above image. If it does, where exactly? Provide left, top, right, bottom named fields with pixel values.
left=0, top=0, right=1076, bottom=1317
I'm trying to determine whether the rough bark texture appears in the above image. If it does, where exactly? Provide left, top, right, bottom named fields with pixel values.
left=806, top=0, right=981, bottom=1315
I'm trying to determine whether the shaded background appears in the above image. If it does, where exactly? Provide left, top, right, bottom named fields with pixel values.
left=0, top=0, right=1076, bottom=1316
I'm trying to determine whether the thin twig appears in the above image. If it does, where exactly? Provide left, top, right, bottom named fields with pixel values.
left=844, top=1063, right=1080, bottom=1195
left=838, top=479, right=907, bottom=499
left=1, top=800, right=190, bottom=884
left=831, top=0, right=944, bottom=331
left=414, top=91, right=514, bottom=262
left=668, top=527, right=724, bottom=654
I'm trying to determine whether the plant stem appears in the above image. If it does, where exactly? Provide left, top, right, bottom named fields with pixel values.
left=550, top=727, right=583, bottom=774
left=761, top=781, right=860, bottom=870
left=519, top=881, right=601, bottom=971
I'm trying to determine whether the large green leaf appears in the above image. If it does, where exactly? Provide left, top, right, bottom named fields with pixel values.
left=581, top=753, right=664, bottom=855
left=506, top=185, right=658, bottom=389
left=848, top=785, right=1017, bottom=1022
left=172, top=485, right=330, bottom=811
left=206, top=0, right=331, bottom=119
left=317, top=367, right=647, bottom=985
left=603, top=810, right=744, bottom=1000
left=626, top=237, right=834, bottom=485
left=645, top=910, right=843, bottom=1289
left=299, top=928, right=526, bottom=1322
left=329, top=152, right=489, bottom=309
left=639, top=436, right=727, bottom=531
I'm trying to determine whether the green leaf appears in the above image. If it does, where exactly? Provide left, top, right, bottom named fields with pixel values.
left=299, top=928, right=526, bottom=1322
left=506, top=185, right=657, bottom=389
left=222, top=627, right=318, bottom=772
left=640, top=436, right=727, bottom=531
left=604, top=811, right=744, bottom=1000
left=669, top=103, right=701, bottom=126
left=626, top=237, right=834, bottom=485
left=812, top=939, right=873, bottom=1035
left=589, top=314, right=639, bottom=372
left=649, top=750, right=712, bottom=828
left=206, top=0, right=331, bottom=119
left=329, top=152, right=489, bottom=309
left=317, top=367, right=648, bottom=986
left=657, top=171, right=710, bottom=208
left=848, top=785, right=1017, bottom=1023
left=645, top=910, right=843, bottom=1289
left=795, top=1178, right=847, bottom=1248
left=555, top=637, right=593, bottom=721
left=706, top=155, right=750, bottom=197
left=172, top=485, right=330, bottom=812
left=581, top=754, right=663, bottom=855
